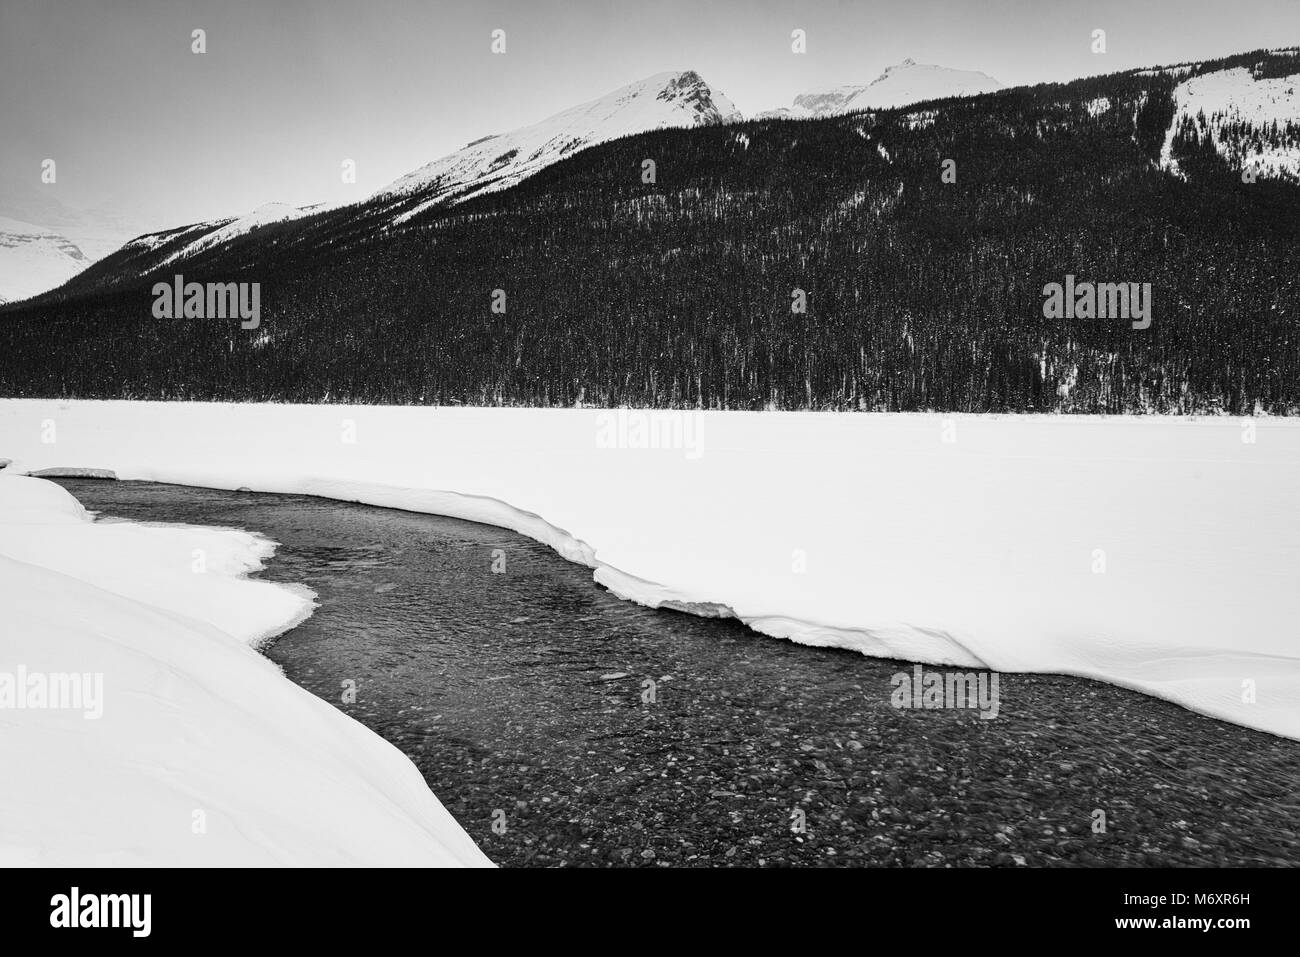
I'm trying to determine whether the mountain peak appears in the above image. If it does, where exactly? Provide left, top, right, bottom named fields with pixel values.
left=372, top=70, right=740, bottom=220
left=762, top=60, right=1001, bottom=119
left=654, top=69, right=737, bottom=119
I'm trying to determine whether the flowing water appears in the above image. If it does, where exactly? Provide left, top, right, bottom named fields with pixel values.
left=54, top=478, right=1300, bottom=867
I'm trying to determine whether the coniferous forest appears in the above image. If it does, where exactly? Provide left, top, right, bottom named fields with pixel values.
left=2, top=49, right=1298, bottom=413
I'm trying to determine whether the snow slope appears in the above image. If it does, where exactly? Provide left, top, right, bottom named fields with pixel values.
left=157, top=202, right=312, bottom=264
left=0, top=171, right=154, bottom=264
left=0, top=472, right=492, bottom=866
left=759, top=59, right=1002, bottom=119
left=2, top=401, right=1297, bottom=742
left=8, top=71, right=738, bottom=293
left=60, top=70, right=741, bottom=278
left=0, top=217, right=90, bottom=304
left=1159, top=66, right=1300, bottom=181
left=119, top=201, right=318, bottom=266
left=373, top=71, right=741, bottom=224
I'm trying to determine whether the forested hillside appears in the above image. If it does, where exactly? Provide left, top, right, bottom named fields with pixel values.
left=2, top=48, right=1298, bottom=412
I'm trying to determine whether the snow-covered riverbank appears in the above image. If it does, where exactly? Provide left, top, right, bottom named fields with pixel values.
left=2, top=399, right=1298, bottom=741
left=0, top=472, right=492, bottom=866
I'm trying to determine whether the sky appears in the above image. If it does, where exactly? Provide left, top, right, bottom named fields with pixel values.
left=1, top=0, right=1297, bottom=235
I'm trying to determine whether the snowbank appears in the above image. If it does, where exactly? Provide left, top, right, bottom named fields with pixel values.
left=0, top=472, right=492, bottom=866
left=2, top=400, right=1298, bottom=741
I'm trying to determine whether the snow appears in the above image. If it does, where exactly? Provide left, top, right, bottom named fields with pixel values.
left=1137, top=65, right=1197, bottom=78
left=902, top=109, right=938, bottom=130
left=2, top=400, right=1297, bottom=742
left=853, top=59, right=1002, bottom=110
left=121, top=221, right=228, bottom=256
left=1160, top=67, right=1300, bottom=181
left=13, top=71, right=740, bottom=283
left=0, top=471, right=492, bottom=866
left=1084, top=96, right=1111, bottom=117
left=116, top=202, right=327, bottom=269
left=760, top=60, right=1002, bottom=119
left=377, top=71, right=740, bottom=224
left=0, top=170, right=155, bottom=265
left=790, top=84, right=868, bottom=116
left=0, top=217, right=90, bottom=304
left=834, top=189, right=868, bottom=215
left=157, top=202, right=311, bottom=265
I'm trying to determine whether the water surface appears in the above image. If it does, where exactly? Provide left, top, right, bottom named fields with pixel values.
left=56, top=478, right=1300, bottom=867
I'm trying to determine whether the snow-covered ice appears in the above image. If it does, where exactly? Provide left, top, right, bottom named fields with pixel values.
left=2, top=400, right=1297, bottom=741
left=0, top=470, right=493, bottom=866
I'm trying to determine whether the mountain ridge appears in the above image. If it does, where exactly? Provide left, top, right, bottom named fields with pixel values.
left=370, top=69, right=741, bottom=225
left=48, top=70, right=740, bottom=294
left=758, top=58, right=1003, bottom=119
left=4, top=47, right=1298, bottom=416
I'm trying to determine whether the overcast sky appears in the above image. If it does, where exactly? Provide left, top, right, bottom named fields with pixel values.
left=2, top=0, right=1297, bottom=233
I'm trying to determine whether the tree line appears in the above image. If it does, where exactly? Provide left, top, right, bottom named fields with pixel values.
left=2, top=48, right=1298, bottom=413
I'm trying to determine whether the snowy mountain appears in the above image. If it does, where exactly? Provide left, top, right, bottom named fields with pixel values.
left=371, top=70, right=741, bottom=224
left=1159, top=63, right=1300, bottom=182
left=35, top=70, right=740, bottom=290
left=5, top=47, right=1300, bottom=416
left=759, top=59, right=1002, bottom=119
left=122, top=202, right=317, bottom=265
left=0, top=217, right=91, bottom=305
left=0, top=170, right=160, bottom=300
left=0, top=171, right=154, bottom=263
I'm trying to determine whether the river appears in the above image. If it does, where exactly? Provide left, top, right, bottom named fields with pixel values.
left=53, top=478, right=1300, bottom=867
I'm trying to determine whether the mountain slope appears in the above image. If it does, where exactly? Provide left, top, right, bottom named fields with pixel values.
left=40, top=70, right=740, bottom=293
left=2, top=49, right=1298, bottom=414
left=121, top=202, right=317, bottom=265
left=0, top=171, right=155, bottom=262
left=1160, top=64, right=1300, bottom=181
left=759, top=59, right=1002, bottom=119
left=0, top=217, right=90, bottom=304
left=369, top=70, right=740, bottom=226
